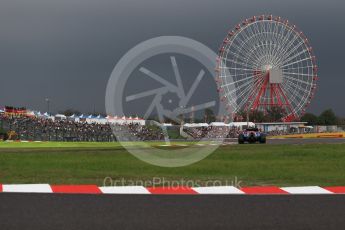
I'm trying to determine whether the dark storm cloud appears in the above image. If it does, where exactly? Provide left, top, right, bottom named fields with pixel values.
left=0, top=0, right=344, bottom=115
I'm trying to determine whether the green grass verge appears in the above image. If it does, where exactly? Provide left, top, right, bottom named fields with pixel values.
left=0, top=141, right=200, bottom=149
left=0, top=142, right=344, bottom=187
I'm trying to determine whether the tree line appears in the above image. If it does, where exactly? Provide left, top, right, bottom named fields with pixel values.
left=235, top=108, right=342, bottom=126
left=301, top=109, right=341, bottom=126
left=234, top=107, right=287, bottom=123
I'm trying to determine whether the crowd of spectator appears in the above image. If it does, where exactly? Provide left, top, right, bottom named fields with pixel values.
left=183, top=127, right=303, bottom=139
left=265, top=129, right=289, bottom=136
left=1, top=113, right=309, bottom=142
left=0, top=114, right=164, bottom=142
left=112, top=123, right=164, bottom=141
left=183, top=126, right=241, bottom=139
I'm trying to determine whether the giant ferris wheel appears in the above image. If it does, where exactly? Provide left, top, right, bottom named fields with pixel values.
left=216, top=15, right=318, bottom=122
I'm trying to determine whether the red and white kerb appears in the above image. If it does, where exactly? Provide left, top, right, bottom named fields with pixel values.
left=0, top=184, right=344, bottom=195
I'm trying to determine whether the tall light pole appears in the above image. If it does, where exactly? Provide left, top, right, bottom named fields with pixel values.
left=190, top=105, right=195, bottom=123
left=179, top=105, right=186, bottom=125
left=45, top=98, right=50, bottom=115
left=247, top=108, right=250, bottom=128
left=247, top=105, right=254, bottom=129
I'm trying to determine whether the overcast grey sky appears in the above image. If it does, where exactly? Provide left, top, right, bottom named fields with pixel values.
left=0, top=0, right=344, bottom=115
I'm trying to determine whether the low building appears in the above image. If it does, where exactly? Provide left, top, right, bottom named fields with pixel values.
left=256, top=122, right=309, bottom=133
left=229, top=122, right=256, bottom=130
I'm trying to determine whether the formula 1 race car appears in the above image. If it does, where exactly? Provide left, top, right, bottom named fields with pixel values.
left=238, top=128, right=266, bottom=144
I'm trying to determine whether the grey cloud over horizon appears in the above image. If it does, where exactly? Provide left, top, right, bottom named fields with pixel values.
left=0, top=0, right=344, bottom=116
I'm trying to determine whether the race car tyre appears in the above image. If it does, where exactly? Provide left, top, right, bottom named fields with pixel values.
left=259, top=135, right=267, bottom=144
left=238, top=134, right=245, bottom=144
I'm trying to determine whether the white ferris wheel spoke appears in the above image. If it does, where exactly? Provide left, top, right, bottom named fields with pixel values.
left=281, top=57, right=312, bottom=68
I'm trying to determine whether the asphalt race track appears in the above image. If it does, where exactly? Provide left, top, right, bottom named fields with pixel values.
left=267, top=138, right=345, bottom=145
left=0, top=193, right=344, bottom=230
left=223, top=138, right=345, bottom=145
left=222, top=137, right=345, bottom=146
